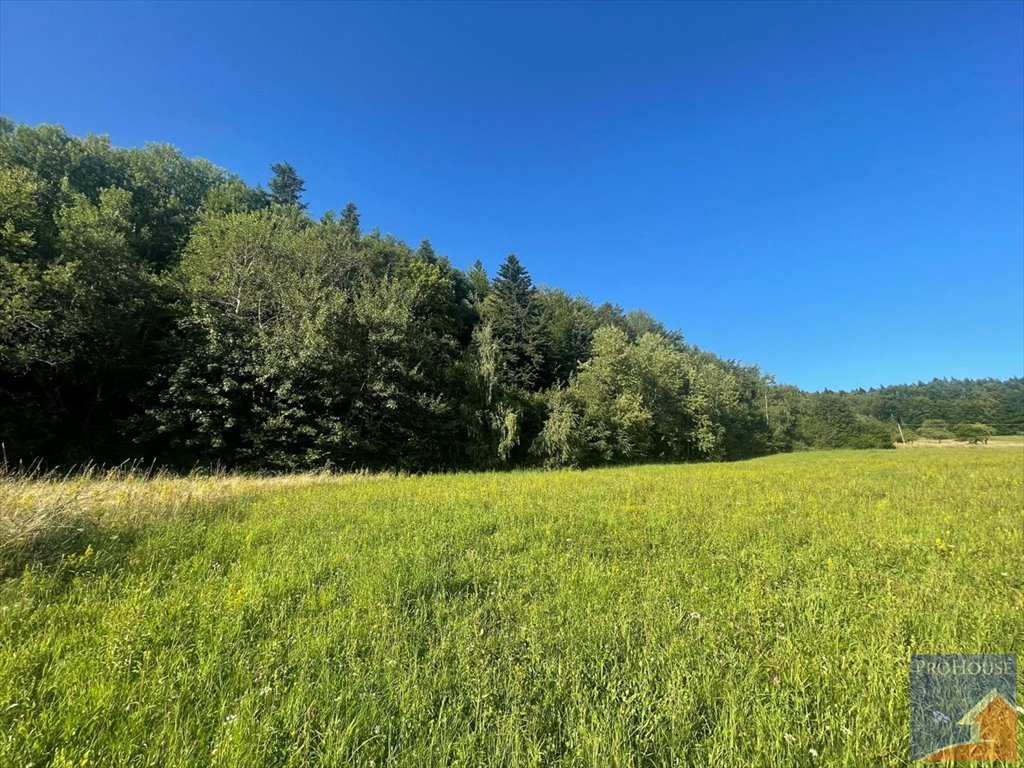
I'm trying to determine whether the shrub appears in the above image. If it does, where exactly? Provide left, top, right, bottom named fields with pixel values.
left=918, top=419, right=954, bottom=441
left=952, top=423, right=997, bottom=444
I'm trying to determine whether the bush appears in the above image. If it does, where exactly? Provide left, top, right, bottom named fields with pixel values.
left=952, top=423, right=996, bottom=444
left=918, top=419, right=954, bottom=441
left=852, top=416, right=896, bottom=449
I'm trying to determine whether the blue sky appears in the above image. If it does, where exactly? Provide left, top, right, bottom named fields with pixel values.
left=1, top=0, right=1021, bottom=391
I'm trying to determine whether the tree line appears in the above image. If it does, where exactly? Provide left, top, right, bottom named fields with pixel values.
left=1, top=121, right=1019, bottom=470
left=839, top=378, right=1024, bottom=435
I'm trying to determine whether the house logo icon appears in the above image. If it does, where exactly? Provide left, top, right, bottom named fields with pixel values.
left=910, top=654, right=1020, bottom=763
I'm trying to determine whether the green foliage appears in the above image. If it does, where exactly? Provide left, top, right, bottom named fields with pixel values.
left=0, top=164, right=42, bottom=260
left=1, top=118, right=1017, bottom=470
left=145, top=207, right=470, bottom=470
left=339, top=202, right=360, bottom=240
left=463, top=321, right=541, bottom=467
left=483, top=254, right=544, bottom=391
left=124, top=143, right=227, bottom=267
left=797, top=393, right=894, bottom=450
left=417, top=238, right=438, bottom=263
left=852, top=415, right=897, bottom=449
left=917, top=419, right=955, bottom=441
left=0, top=171, right=172, bottom=461
left=465, top=259, right=490, bottom=304
left=267, top=161, right=306, bottom=209
left=535, top=327, right=742, bottom=466
left=202, top=177, right=269, bottom=216
left=843, top=378, right=1024, bottom=435
left=536, top=288, right=599, bottom=388
left=951, top=422, right=997, bottom=444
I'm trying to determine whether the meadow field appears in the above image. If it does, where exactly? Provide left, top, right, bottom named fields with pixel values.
left=1, top=448, right=1021, bottom=767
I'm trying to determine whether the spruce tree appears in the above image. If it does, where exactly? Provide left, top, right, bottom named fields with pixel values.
left=340, top=202, right=360, bottom=239
left=268, top=162, right=307, bottom=209
left=418, top=238, right=438, bottom=263
left=466, top=260, right=490, bottom=303
left=493, top=253, right=534, bottom=307
left=485, top=254, right=543, bottom=390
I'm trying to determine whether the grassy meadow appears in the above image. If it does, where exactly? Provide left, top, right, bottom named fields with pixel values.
left=1, top=448, right=1022, bottom=767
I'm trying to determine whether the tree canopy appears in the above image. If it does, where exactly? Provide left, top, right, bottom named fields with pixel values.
left=2, top=120, right=1020, bottom=470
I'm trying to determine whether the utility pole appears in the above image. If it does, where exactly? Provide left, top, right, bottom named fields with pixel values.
left=892, top=413, right=906, bottom=444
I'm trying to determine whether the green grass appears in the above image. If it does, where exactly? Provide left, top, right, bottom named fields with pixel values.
left=2, top=449, right=1022, bottom=767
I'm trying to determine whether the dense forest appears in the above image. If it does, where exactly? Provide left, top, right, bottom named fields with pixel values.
left=1, top=120, right=1021, bottom=470
left=840, top=379, right=1024, bottom=435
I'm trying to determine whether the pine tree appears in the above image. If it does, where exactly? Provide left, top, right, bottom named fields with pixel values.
left=268, top=162, right=307, bottom=209
left=340, top=202, right=360, bottom=240
left=418, top=238, right=438, bottom=263
left=493, top=253, right=534, bottom=307
left=485, top=254, right=543, bottom=390
left=466, top=260, right=489, bottom=303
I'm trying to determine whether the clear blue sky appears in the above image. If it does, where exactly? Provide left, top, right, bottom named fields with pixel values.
left=2, top=1, right=1021, bottom=391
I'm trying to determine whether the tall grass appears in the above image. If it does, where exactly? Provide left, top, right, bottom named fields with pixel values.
left=1, top=448, right=1021, bottom=766
left=0, top=465, right=344, bottom=575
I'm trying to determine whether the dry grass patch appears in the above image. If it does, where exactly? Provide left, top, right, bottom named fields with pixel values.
left=0, top=467, right=352, bottom=573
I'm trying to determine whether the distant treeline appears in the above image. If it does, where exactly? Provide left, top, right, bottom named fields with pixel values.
left=1, top=121, right=1020, bottom=470
left=840, top=379, right=1024, bottom=434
